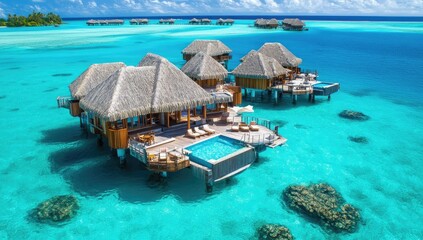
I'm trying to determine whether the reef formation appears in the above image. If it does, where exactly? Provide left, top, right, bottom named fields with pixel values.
left=283, top=183, right=360, bottom=233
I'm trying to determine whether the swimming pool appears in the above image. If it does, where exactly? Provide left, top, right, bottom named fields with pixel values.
left=185, top=135, right=244, bottom=167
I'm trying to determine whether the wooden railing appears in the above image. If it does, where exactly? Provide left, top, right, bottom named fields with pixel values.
left=211, top=147, right=256, bottom=182
left=240, top=132, right=278, bottom=146
left=241, top=116, right=275, bottom=130
left=56, top=96, right=71, bottom=109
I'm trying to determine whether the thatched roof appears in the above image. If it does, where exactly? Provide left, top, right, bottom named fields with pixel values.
left=267, top=18, right=279, bottom=25
left=232, top=51, right=290, bottom=79
left=182, top=40, right=232, bottom=57
left=257, top=42, right=302, bottom=67
left=282, top=18, right=305, bottom=27
left=80, top=54, right=214, bottom=121
left=69, top=62, right=126, bottom=100
left=240, top=50, right=257, bottom=62
left=181, top=52, right=228, bottom=81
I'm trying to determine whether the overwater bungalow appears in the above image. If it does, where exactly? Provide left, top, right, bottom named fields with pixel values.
left=257, top=42, right=302, bottom=75
left=87, top=19, right=124, bottom=26
left=189, top=18, right=200, bottom=24
left=181, top=52, right=242, bottom=105
left=130, top=18, right=149, bottom=25
left=232, top=51, right=290, bottom=91
left=254, top=18, right=278, bottom=29
left=201, top=18, right=211, bottom=25
left=216, top=18, right=235, bottom=25
left=57, top=52, right=287, bottom=191
left=282, top=18, right=307, bottom=31
left=182, top=40, right=232, bottom=69
left=240, top=50, right=257, bottom=62
left=181, top=51, right=228, bottom=88
left=159, top=18, right=175, bottom=24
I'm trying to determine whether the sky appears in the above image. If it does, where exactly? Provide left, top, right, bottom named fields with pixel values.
left=0, top=0, right=422, bottom=18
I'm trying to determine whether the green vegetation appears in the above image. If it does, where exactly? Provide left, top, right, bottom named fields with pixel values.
left=0, top=18, right=6, bottom=27
left=4, top=11, right=62, bottom=27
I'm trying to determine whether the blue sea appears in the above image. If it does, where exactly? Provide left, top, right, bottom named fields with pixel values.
left=0, top=18, right=422, bottom=239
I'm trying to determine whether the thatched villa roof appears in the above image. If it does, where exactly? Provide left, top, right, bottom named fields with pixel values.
left=69, top=62, right=126, bottom=100
left=240, top=50, right=257, bottom=62
left=181, top=52, right=228, bottom=81
left=257, top=42, right=302, bottom=67
left=182, top=40, right=232, bottom=57
left=80, top=54, right=214, bottom=121
left=267, top=18, right=279, bottom=25
left=232, top=51, right=290, bottom=79
left=282, top=18, right=305, bottom=27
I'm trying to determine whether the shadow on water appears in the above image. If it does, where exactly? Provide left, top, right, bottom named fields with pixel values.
left=43, top=87, right=59, bottom=93
left=45, top=126, right=219, bottom=203
left=0, top=95, right=6, bottom=100
left=39, top=125, right=86, bottom=144
left=52, top=73, right=73, bottom=77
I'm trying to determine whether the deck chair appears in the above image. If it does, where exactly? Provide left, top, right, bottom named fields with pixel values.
left=159, top=148, right=168, bottom=161
left=194, top=127, right=207, bottom=136
left=239, top=122, right=250, bottom=132
left=186, top=129, right=200, bottom=139
left=249, top=121, right=259, bottom=131
left=231, top=122, right=239, bottom=132
left=202, top=124, right=215, bottom=134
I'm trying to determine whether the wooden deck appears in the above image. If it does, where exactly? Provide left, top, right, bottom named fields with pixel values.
left=145, top=121, right=279, bottom=153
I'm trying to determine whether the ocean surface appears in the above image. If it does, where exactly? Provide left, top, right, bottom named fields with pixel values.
left=0, top=19, right=422, bottom=239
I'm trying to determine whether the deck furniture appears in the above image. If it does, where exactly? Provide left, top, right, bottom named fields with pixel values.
left=186, top=129, right=201, bottom=138
left=231, top=122, right=240, bottom=132
left=202, top=124, right=216, bottom=134
left=194, top=127, right=207, bottom=136
left=249, top=121, right=259, bottom=131
left=239, top=123, right=250, bottom=132
left=159, top=148, right=168, bottom=161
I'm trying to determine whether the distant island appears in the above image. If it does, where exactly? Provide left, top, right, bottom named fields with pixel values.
left=0, top=11, right=62, bottom=27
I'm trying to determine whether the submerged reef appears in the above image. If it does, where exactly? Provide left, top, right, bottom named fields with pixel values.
left=339, top=110, right=370, bottom=121
left=283, top=183, right=360, bottom=233
left=257, top=224, right=294, bottom=240
left=32, top=195, right=79, bottom=223
left=348, top=136, right=369, bottom=144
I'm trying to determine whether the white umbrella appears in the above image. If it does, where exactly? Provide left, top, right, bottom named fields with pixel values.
left=237, top=105, right=254, bottom=114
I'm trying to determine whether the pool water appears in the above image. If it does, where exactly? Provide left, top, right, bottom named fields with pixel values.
left=186, top=135, right=243, bottom=164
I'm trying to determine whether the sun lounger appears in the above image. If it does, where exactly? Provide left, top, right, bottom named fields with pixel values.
left=194, top=127, right=207, bottom=136
left=202, top=124, right=215, bottom=134
left=249, top=121, right=259, bottom=131
left=231, top=122, right=239, bottom=132
left=186, top=129, right=200, bottom=138
left=239, top=123, right=250, bottom=132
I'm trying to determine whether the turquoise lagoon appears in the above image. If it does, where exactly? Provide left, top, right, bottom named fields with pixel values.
left=0, top=20, right=422, bottom=239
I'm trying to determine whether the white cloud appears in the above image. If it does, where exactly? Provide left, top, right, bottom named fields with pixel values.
left=0, top=7, right=5, bottom=18
left=32, top=0, right=45, bottom=2
left=69, top=0, right=83, bottom=5
left=88, top=1, right=97, bottom=8
left=30, top=5, right=42, bottom=12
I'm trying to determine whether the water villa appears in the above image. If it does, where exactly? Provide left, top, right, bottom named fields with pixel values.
left=216, top=18, right=235, bottom=25
left=181, top=51, right=242, bottom=105
left=86, top=19, right=124, bottom=26
left=234, top=42, right=340, bottom=104
left=182, top=40, right=232, bottom=69
left=254, top=18, right=279, bottom=29
left=257, top=42, right=302, bottom=74
left=159, top=18, right=175, bottom=24
left=282, top=18, right=307, bottom=31
left=129, top=19, right=149, bottom=25
left=57, top=51, right=285, bottom=191
left=233, top=51, right=290, bottom=91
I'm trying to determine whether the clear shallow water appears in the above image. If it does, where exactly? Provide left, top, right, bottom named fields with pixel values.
left=0, top=20, right=423, bottom=239
left=186, top=135, right=243, bottom=162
